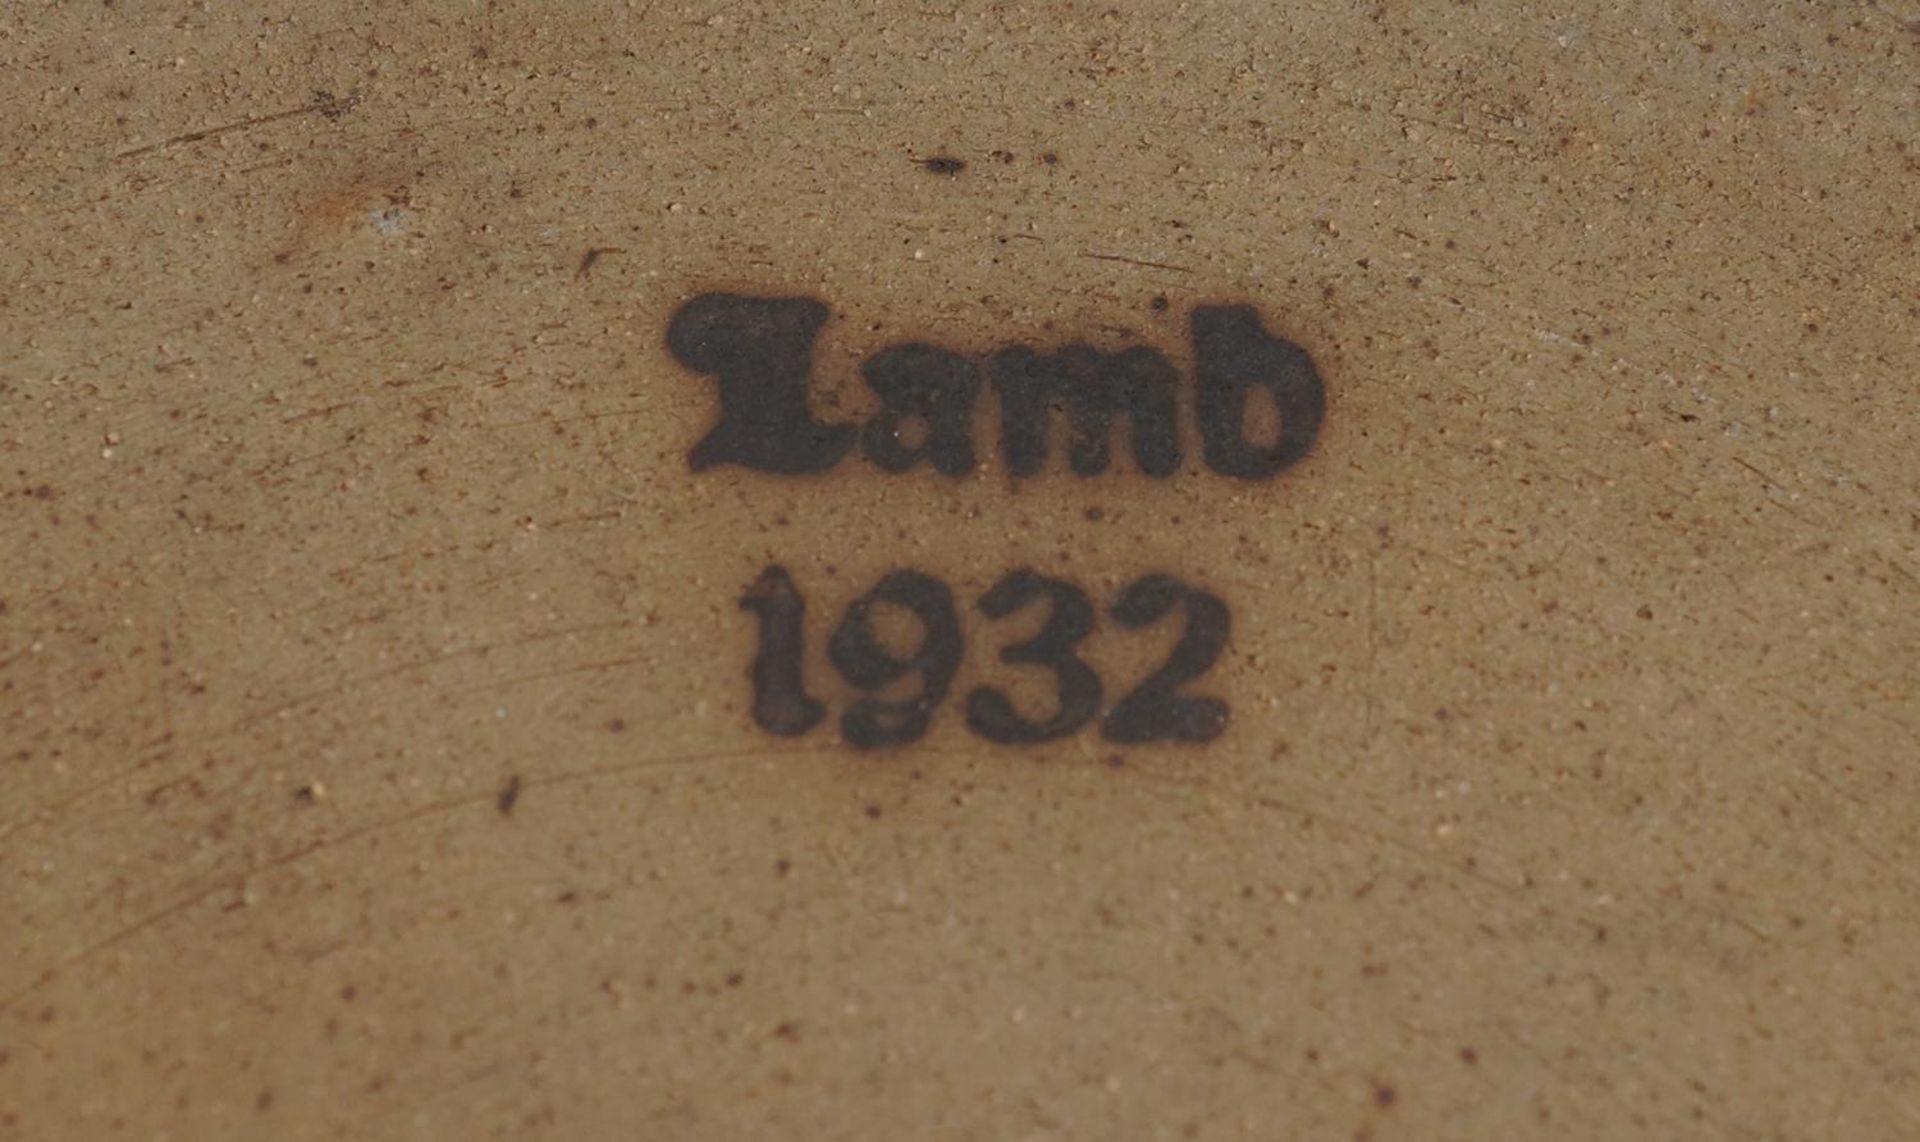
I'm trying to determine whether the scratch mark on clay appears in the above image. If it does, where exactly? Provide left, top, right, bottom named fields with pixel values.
left=451, top=654, right=654, bottom=695
left=576, top=246, right=625, bottom=277
left=282, top=402, right=358, bottom=424
left=483, top=405, right=657, bottom=430
left=0, top=743, right=928, bottom=1014
left=0, top=743, right=173, bottom=843
left=233, top=620, right=633, bottom=729
left=116, top=89, right=358, bottom=160
left=1080, top=252, right=1193, bottom=274
left=1729, top=455, right=1785, bottom=490
left=1730, top=456, right=1814, bottom=523
left=495, top=774, right=522, bottom=816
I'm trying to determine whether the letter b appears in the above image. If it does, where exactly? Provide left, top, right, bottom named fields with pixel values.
left=1192, top=305, right=1325, bottom=481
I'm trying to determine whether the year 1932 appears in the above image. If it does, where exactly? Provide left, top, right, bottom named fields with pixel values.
left=741, top=565, right=1231, bottom=749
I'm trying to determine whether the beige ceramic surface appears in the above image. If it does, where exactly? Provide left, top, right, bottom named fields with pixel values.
left=3, top=2, right=1918, bottom=1138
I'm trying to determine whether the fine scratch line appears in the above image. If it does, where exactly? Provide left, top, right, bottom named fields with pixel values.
left=116, top=89, right=358, bottom=161
left=1080, top=252, right=1194, bottom=274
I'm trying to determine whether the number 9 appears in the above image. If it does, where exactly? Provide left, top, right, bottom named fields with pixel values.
left=828, top=571, right=962, bottom=749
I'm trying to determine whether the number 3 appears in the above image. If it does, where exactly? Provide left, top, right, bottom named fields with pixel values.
left=965, top=570, right=1102, bottom=743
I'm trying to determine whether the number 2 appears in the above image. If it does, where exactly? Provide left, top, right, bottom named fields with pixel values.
left=1101, top=575, right=1229, bottom=743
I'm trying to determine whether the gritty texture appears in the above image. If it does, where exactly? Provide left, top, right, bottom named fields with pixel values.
left=1, top=2, right=1918, bottom=1140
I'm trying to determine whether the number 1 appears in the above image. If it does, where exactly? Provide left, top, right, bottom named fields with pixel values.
left=740, top=565, right=825, bottom=737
